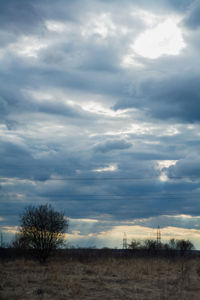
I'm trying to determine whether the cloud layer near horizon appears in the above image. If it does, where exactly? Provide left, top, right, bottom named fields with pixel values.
left=1, top=0, right=200, bottom=247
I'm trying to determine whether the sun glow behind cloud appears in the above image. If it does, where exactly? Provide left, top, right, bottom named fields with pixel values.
left=2, top=215, right=200, bottom=248
left=64, top=219, right=200, bottom=249
left=155, top=160, right=178, bottom=182
left=133, top=18, right=185, bottom=59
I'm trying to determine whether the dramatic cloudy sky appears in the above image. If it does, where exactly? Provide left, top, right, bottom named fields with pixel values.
left=1, top=0, right=200, bottom=248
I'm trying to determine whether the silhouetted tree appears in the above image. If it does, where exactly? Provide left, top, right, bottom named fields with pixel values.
left=15, top=204, right=68, bottom=262
left=128, top=239, right=142, bottom=250
left=12, top=234, right=30, bottom=249
left=169, top=238, right=176, bottom=250
left=144, top=239, right=157, bottom=252
left=176, top=239, right=194, bottom=256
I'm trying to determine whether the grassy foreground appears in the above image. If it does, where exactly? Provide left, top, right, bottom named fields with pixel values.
left=1, top=257, right=200, bottom=300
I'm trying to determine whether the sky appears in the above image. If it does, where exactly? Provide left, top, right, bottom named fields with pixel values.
left=1, top=0, right=200, bottom=248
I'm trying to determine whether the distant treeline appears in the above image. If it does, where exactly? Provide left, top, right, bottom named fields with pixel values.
left=126, top=238, right=195, bottom=257
left=0, top=243, right=197, bottom=262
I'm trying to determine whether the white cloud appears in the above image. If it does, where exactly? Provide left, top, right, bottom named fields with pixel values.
left=69, top=218, right=99, bottom=223
left=9, top=35, right=48, bottom=58
left=133, top=18, right=185, bottom=59
left=132, top=9, right=161, bottom=26
left=93, top=163, right=118, bottom=173
left=155, top=160, right=178, bottom=182
left=81, top=13, right=116, bottom=39
left=80, top=102, right=127, bottom=117
left=45, top=20, right=66, bottom=32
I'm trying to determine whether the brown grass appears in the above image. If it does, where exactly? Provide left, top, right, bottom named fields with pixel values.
left=1, top=257, right=200, bottom=299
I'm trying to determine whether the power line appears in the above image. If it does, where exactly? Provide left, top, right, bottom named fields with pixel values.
left=1, top=176, right=200, bottom=181
left=1, top=193, right=200, bottom=200
left=16, top=193, right=200, bottom=197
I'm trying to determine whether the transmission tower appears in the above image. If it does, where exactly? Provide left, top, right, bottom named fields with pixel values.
left=123, top=232, right=128, bottom=249
left=156, top=225, right=161, bottom=247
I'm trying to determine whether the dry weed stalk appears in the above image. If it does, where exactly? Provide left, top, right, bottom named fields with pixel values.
left=1, top=257, right=200, bottom=300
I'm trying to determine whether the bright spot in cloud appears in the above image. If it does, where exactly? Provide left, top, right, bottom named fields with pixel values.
left=25, top=89, right=53, bottom=101
left=80, top=102, right=126, bottom=117
left=156, top=160, right=178, bottom=171
left=69, top=218, right=99, bottom=223
left=121, top=53, right=144, bottom=68
left=10, top=36, right=48, bottom=58
left=82, top=13, right=116, bottom=38
left=135, top=10, right=160, bottom=26
left=156, top=160, right=178, bottom=182
left=45, top=20, right=66, bottom=32
left=93, top=163, right=118, bottom=173
left=133, top=19, right=185, bottom=59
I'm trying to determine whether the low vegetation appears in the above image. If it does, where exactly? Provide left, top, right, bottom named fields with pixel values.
left=1, top=255, right=200, bottom=300
left=1, top=205, right=199, bottom=299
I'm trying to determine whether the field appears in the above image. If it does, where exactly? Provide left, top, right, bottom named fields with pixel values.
left=1, top=256, right=200, bottom=300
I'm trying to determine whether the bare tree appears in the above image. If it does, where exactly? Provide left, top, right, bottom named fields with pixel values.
left=176, top=239, right=194, bottom=256
left=144, top=239, right=157, bottom=252
left=169, top=238, right=177, bottom=250
left=128, top=239, right=142, bottom=250
left=16, top=204, right=68, bottom=262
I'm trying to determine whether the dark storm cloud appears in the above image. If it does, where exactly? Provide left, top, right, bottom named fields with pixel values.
left=1, top=0, right=200, bottom=246
left=95, top=139, right=132, bottom=153
left=34, top=178, right=200, bottom=220
left=79, top=44, right=121, bottom=73
left=183, top=0, right=200, bottom=29
left=36, top=100, right=87, bottom=118
left=114, top=73, right=200, bottom=123
left=102, top=0, right=193, bottom=13
left=0, top=0, right=43, bottom=34
left=168, top=155, right=200, bottom=178
left=144, top=75, right=200, bottom=122
left=0, top=140, right=51, bottom=181
left=132, top=214, right=200, bottom=230
left=1, top=60, right=126, bottom=105
left=167, top=0, right=194, bottom=11
left=0, top=97, right=8, bottom=122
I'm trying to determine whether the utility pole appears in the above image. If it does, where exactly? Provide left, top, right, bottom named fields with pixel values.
left=156, top=225, right=161, bottom=248
left=123, top=232, right=128, bottom=249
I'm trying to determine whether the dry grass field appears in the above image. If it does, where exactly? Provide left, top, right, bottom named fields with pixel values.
left=1, top=256, right=200, bottom=300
